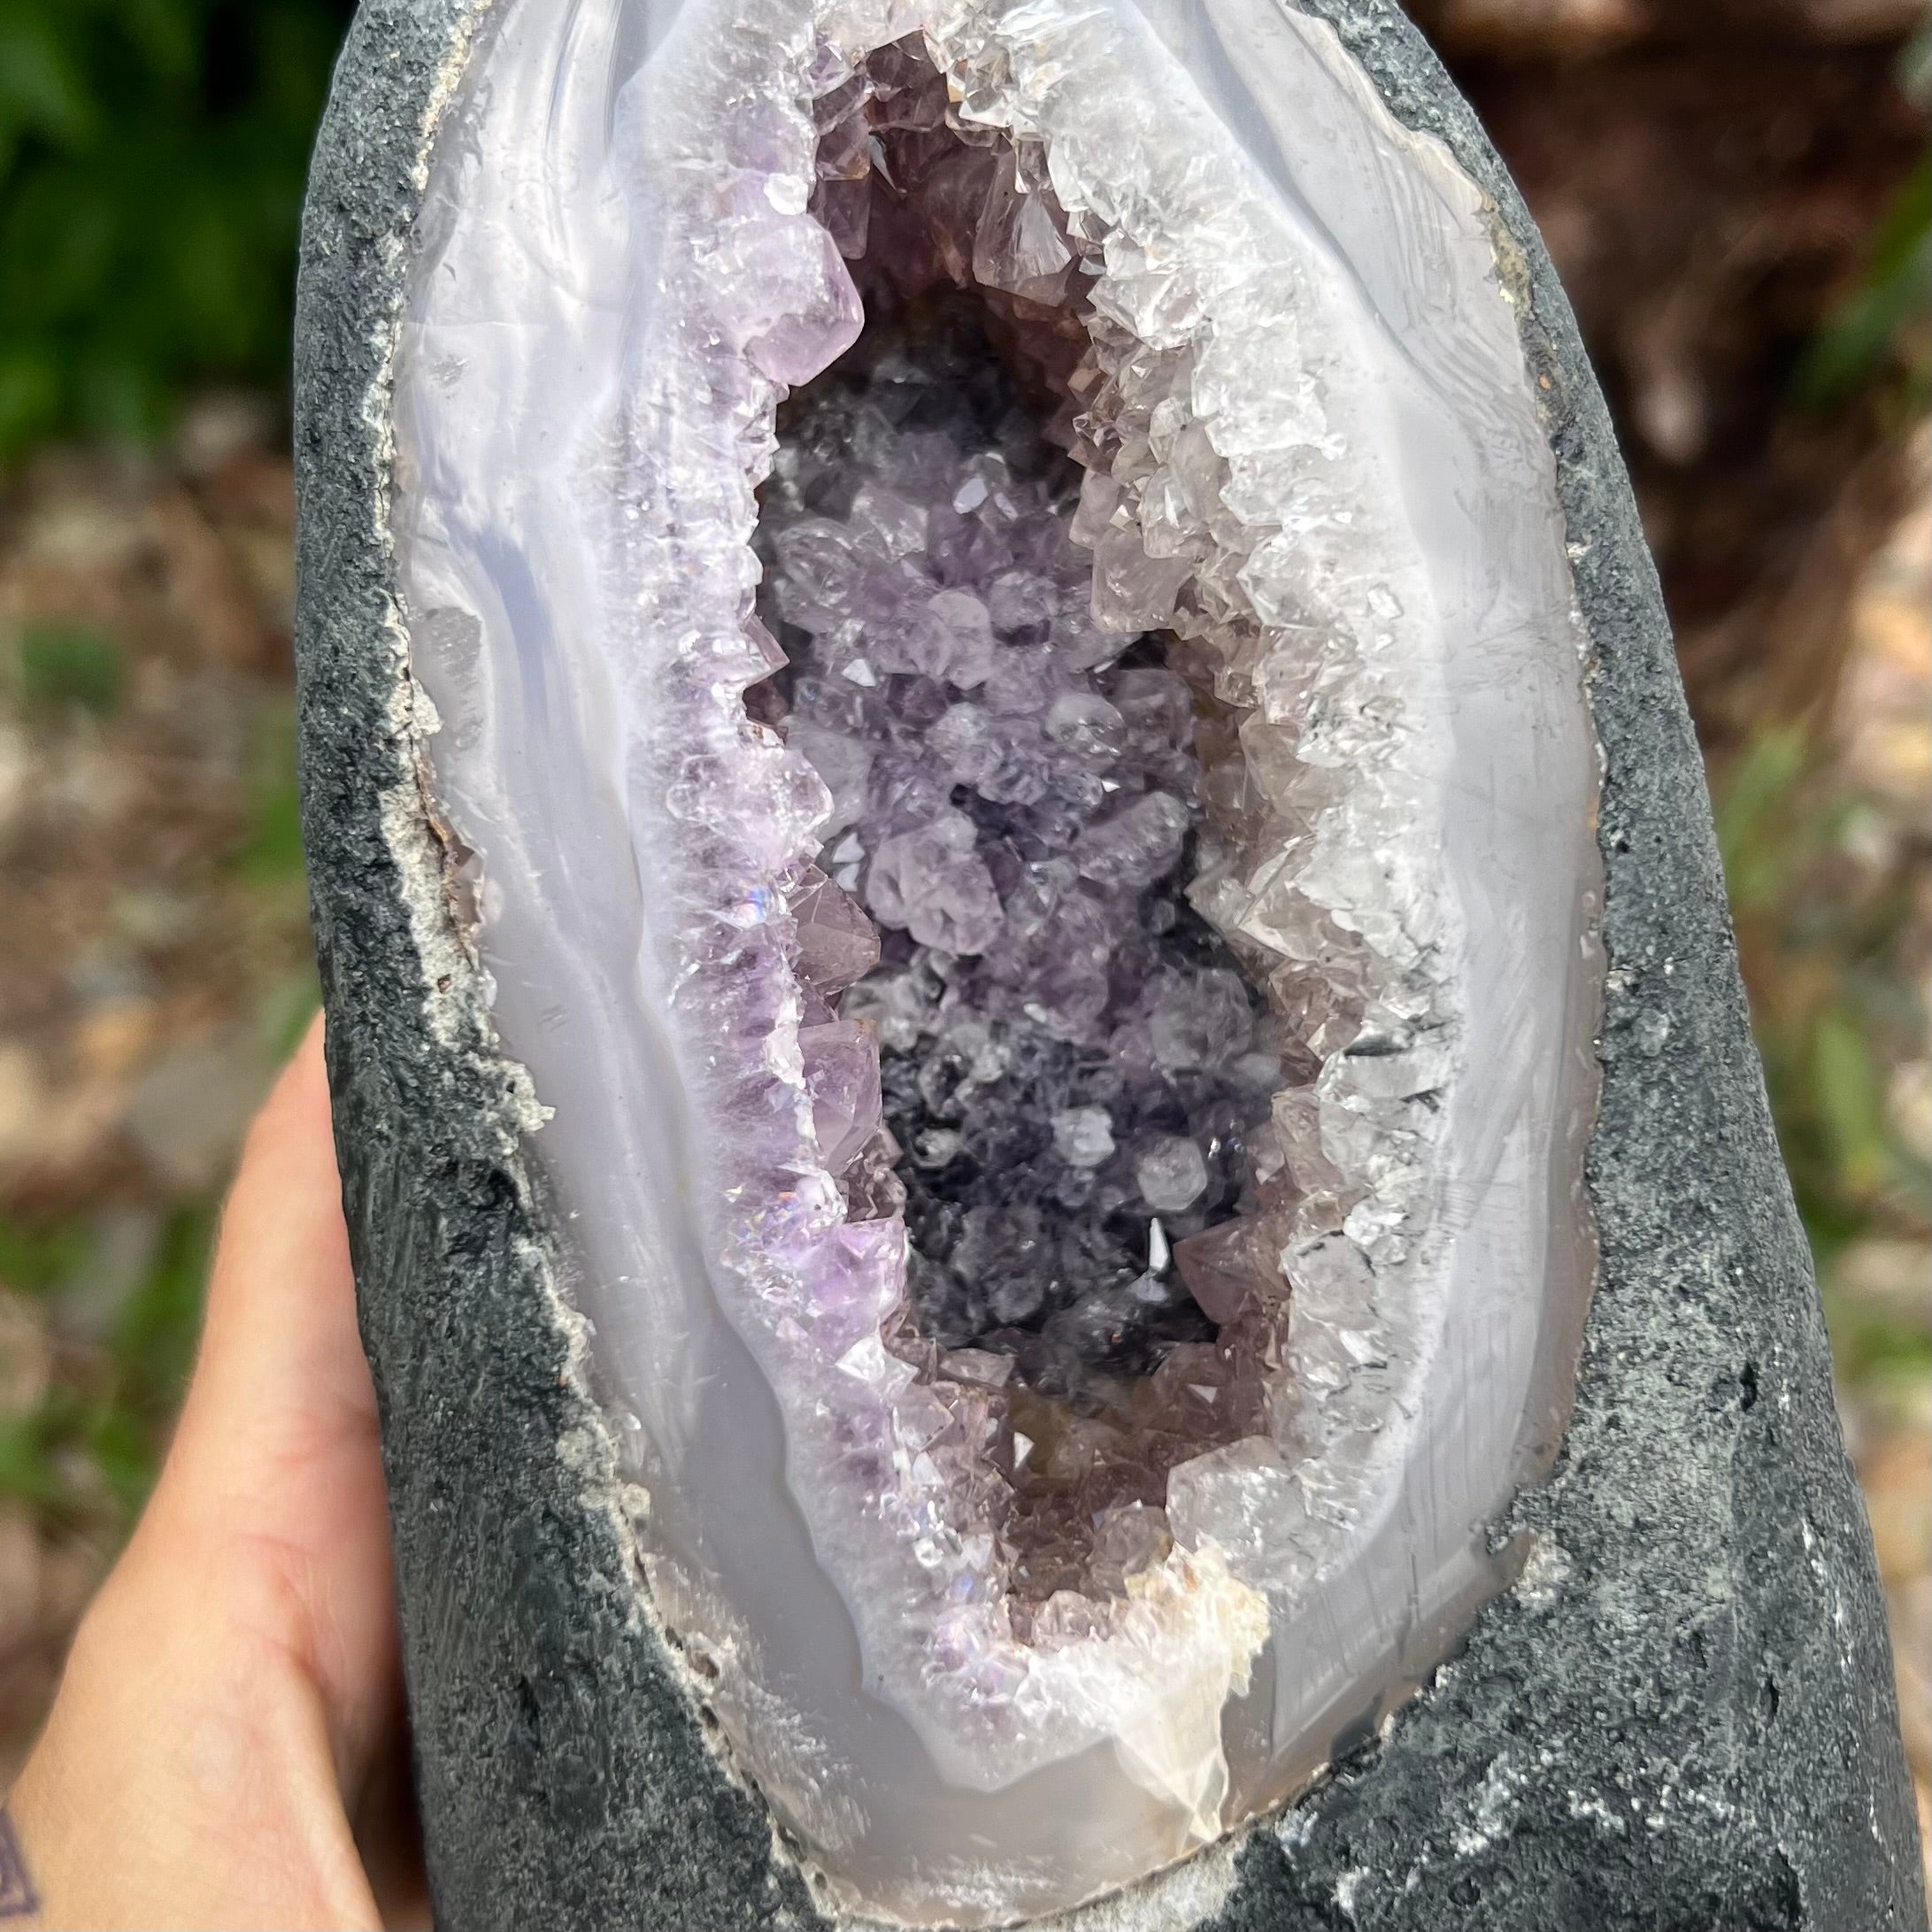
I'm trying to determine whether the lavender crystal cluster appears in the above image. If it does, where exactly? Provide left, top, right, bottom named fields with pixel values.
left=755, top=306, right=1284, bottom=1413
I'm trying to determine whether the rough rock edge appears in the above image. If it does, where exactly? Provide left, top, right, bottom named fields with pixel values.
left=291, top=1, right=1927, bottom=1926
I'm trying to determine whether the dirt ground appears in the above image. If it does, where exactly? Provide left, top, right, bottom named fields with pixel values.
left=0, top=0, right=1923, bottom=1883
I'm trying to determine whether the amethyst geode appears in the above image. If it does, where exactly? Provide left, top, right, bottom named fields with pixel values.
left=295, top=0, right=1924, bottom=1927
left=386, top=2, right=1601, bottom=1911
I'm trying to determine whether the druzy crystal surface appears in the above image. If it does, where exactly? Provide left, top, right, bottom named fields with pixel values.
left=391, top=0, right=1602, bottom=1920
left=759, top=310, right=1282, bottom=1450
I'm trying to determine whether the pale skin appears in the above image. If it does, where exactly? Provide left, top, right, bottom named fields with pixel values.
left=6, top=1019, right=426, bottom=1929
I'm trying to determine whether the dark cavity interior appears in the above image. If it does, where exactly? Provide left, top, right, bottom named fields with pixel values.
left=756, top=300, right=1280, bottom=1400
left=749, top=37, right=1297, bottom=1597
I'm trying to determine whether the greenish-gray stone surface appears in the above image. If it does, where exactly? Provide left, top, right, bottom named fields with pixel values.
left=293, top=2, right=1927, bottom=1924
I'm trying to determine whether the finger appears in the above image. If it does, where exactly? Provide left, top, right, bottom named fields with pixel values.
left=139, top=1014, right=400, bottom=1777
left=9, top=1016, right=403, bottom=1930
left=173, top=1013, right=372, bottom=1475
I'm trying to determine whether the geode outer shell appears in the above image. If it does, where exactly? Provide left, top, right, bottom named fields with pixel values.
left=294, top=3, right=1926, bottom=1927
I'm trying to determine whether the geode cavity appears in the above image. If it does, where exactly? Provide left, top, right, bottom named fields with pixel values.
left=376, top=0, right=1604, bottom=1920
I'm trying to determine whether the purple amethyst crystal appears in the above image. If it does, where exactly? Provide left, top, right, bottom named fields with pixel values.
left=758, top=304, right=1285, bottom=1424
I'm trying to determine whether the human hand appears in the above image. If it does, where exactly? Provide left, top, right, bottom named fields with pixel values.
left=5, top=1018, right=425, bottom=1929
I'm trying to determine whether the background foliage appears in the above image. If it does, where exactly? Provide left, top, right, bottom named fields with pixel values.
left=0, top=0, right=356, bottom=457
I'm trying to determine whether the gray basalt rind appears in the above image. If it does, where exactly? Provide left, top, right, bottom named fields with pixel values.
left=292, top=2, right=1928, bottom=1925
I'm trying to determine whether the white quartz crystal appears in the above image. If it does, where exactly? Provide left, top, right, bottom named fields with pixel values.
left=390, top=0, right=1602, bottom=1920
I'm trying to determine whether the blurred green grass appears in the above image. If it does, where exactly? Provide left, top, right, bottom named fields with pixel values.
left=0, top=1207, right=212, bottom=1521
left=1719, top=728, right=1929, bottom=1227
left=1797, top=23, right=1931, bottom=414
left=1719, top=726, right=1932, bottom=1411
left=15, top=621, right=125, bottom=717
left=0, top=0, right=355, bottom=456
